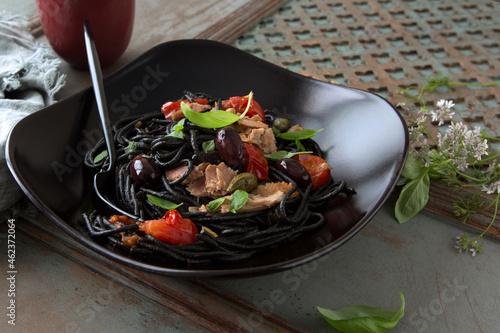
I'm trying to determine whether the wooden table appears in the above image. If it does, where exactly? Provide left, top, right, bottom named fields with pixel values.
left=2, top=0, right=500, bottom=332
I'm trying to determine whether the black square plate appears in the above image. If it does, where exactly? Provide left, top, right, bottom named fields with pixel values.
left=6, top=40, right=408, bottom=277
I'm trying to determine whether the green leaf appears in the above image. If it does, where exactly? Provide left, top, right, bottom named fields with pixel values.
left=317, top=292, right=405, bottom=333
left=295, top=137, right=306, bottom=151
left=94, top=150, right=108, bottom=163
left=181, top=102, right=240, bottom=129
left=202, top=140, right=216, bottom=152
left=228, top=190, right=248, bottom=213
left=166, top=118, right=185, bottom=139
left=264, top=150, right=313, bottom=161
left=147, top=195, right=182, bottom=210
left=207, top=197, right=226, bottom=211
left=124, top=141, right=137, bottom=154
left=401, top=153, right=424, bottom=180
left=276, top=128, right=324, bottom=141
left=395, top=170, right=430, bottom=223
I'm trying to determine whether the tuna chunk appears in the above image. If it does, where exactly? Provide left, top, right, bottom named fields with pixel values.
left=237, top=116, right=268, bottom=129
left=184, top=162, right=237, bottom=198
left=165, top=164, right=189, bottom=182
left=239, top=128, right=277, bottom=154
left=190, top=102, right=211, bottom=113
left=191, top=182, right=294, bottom=213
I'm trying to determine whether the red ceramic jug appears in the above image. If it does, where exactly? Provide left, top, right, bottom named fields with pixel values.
left=36, top=0, right=135, bottom=69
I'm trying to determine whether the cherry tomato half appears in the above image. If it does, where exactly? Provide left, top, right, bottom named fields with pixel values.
left=161, top=99, right=208, bottom=120
left=220, top=96, right=265, bottom=120
left=293, top=155, right=332, bottom=191
left=139, top=210, right=198, bottom=245
left=244, top=143, right=268, bottom=182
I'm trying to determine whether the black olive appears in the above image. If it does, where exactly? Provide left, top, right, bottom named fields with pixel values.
left=276, top=158, right=311, bottom=188
left=130, top=155, right=161, bottom=186
left=215, top=127, right=246, bottom=168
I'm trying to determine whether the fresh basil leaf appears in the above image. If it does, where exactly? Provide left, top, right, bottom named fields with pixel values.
left=401, top=153, right=423, bottom=180
left=295, top=137, right=306, bottom=151
left=202, top=140, right=216, bottom=152
left=317, top=292, right=405, bottom=333
left=396, top=176, right=409, bottom=187
left=124, top=141, right=137, bottom=154
left=147, top=195, right=182, bottom=210
left=207, top=197, right=225, bottom=211
left=94, top=150, right=108, bottom=163
left=264, top=150, right=313, bottom=161
left=395, top=170, right=430, bottom=223
left=166, top=119, right=185, bottom=139
left=228, top=190, right=248, bottom=213
left=276, top=128, right=324, bottom=141
left=181, top=102, right=240, bottom=128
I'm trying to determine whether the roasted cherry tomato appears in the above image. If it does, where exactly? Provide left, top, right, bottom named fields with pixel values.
left=220, top=95, right=265, bottom=120
left=139, top=210, right=198, bottom=245
left=293, top=155, right=332, bottom=191
left=161, top=99, right=208, bottom=120
left=244, top=143, right=268, bottom=182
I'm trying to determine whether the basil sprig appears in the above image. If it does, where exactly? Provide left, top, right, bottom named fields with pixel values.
left=274, top=128, right=324, bottom=141
left=166, top=118, right=186, bottom=139
left=264, top=150, right=313, bottom=161
left=124, top=141, right=137, bottom=153
left=228, top=190, right=248, bottom=213
left=181, top=92, right=254, bottom=129
left=207, top=190, right=249, bottom=213
left=317, top=292, right=405, bottom=333
left=147, top=195, right=182, bottom=210
left=93, top=150, right=108, bottom=163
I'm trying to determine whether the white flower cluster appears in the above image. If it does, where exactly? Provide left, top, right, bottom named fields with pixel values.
left=429, top=99, right=456, bottom=126
left=437, top=122, right=489, bottom=171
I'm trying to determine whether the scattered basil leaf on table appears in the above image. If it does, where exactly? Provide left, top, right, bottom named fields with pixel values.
left=317, top=292, right=405, bottom=333
left=395, top=163, right=430, bottom=223
left=147, top=195, right=182, bottom=210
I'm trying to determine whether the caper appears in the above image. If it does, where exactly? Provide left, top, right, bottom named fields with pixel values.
left=226, top=172, right=258, bottom=193
left=273, top=117, right=291, bottom=132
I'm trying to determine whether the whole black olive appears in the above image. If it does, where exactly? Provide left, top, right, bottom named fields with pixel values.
left=215, top=127, right=246, bottom=168
left=130, top=155, right=161, bottom=186
left=276, top=158, right=311, bottom=188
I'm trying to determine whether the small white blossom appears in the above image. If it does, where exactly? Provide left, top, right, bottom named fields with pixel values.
left=482, top=181, right=500, bottom=194
left=429, top=99, right=456, bottom=126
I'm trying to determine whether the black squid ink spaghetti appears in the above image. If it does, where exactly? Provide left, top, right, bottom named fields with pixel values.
left=83, top=91, right=352, bottom=265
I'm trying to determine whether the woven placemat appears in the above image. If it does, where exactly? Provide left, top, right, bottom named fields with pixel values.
left=232, top=0, right=500, bottom=235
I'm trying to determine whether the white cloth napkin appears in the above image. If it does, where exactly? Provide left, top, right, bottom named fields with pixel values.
left=0, top=12, right=66, bottom=214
